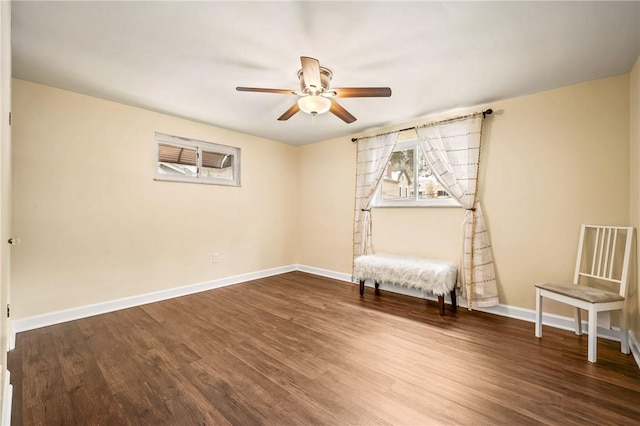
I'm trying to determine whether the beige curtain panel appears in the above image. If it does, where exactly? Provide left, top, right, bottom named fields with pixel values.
left=352, top=132, right=399, bottom=262
left=416, top=115, right=499, bottom=308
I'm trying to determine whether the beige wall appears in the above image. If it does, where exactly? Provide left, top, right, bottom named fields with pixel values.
left=11, top=79, right=299, bottom=318
left=299, top=75, right=631, bottom=315
left=630, top=55, right=640, bottom=338
left=11, top=73, right=633, bottom=321
left=297, top=136, right=357, bottom=274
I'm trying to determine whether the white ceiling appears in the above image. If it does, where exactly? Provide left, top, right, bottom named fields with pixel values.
left=10, top=1, right=640, bottom=146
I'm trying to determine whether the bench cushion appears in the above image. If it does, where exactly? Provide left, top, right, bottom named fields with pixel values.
left=353, top=253, right=457, bottom=296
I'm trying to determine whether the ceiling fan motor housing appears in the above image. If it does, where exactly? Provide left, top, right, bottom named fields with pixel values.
left=298, top=66, right=333, bottom=94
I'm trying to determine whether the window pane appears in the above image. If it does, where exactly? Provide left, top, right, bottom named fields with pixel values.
left=201, top=150, right=234, bottom=180
left=417, top=149, right=450, bottom=200
left=157, top=143, right=197, bottom=176
left=155, top=133, right=241, bottom=186
left=381, top=149, right=414, bottom=200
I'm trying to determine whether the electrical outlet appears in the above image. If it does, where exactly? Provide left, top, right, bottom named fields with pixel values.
left=213, top=253, right=220, bottom=263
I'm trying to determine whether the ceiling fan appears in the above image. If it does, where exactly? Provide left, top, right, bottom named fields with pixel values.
left=236, top=56, right=392, bottom=123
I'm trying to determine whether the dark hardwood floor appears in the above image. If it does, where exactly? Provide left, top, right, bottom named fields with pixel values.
left=8, top=271, right=640, bottom=425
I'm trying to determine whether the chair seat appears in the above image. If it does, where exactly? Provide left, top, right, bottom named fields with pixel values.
left=535, top=282, right=624, bottom=303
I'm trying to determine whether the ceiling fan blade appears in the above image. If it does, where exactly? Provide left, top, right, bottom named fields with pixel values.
left=300, top=56, right=322, bottom=92
left=330, top=100, right=356, bottom=123
left=277, top=103, right=300, bottom=121
left=236, top=87, right=296, bottom=95
left=332, top=87, right=392, bottom=98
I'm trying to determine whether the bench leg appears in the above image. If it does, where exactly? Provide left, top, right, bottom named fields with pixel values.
left=450, top=289, right=457, bottom=312
left=438, top=295, right=445, bottom=316
left=374, top=281, right=380, bottom=294
left=359, top=280, right=365, bottom=296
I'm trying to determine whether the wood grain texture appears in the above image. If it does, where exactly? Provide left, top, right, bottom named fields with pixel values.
left=8, top=271, right=640, bottom=425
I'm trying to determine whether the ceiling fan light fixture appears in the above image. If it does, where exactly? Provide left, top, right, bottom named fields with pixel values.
left=297, top=95, right=331, bottom=116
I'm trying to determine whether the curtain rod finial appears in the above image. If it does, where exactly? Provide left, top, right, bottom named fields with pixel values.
left=351, top=138, right=358, bottom=143
left=482, top=108, right=493, bottom=118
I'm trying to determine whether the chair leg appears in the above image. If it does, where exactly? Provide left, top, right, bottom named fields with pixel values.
left=588, top=305, right=598, bottom=363
left=535, top=288, right=543, bottom=338
left=620, top=308, right=630, bottom=355
left=574, top=307, right=582, bottom=335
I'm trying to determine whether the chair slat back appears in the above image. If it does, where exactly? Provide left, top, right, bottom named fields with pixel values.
left=574, top=225, right=634, bottom=297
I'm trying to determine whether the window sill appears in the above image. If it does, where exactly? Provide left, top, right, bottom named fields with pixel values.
left=374, top=199, right=461, bottom=208
left=154, top=175, right=241, bottom=187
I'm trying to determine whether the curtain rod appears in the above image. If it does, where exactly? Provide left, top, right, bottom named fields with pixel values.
left=350, top=108, right=493, bottom=143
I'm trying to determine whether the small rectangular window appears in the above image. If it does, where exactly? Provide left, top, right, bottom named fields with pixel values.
left=155, top=133, right=240, bottom=186
left=375, top=140, right=459, bottom=207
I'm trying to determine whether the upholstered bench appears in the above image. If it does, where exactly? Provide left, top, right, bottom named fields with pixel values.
left=353, top=253, right=458, bottom=316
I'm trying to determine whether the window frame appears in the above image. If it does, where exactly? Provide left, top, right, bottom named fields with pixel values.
left=154, top=132, right=241, bottom=187
left=374, top=139, right=460, bottom=208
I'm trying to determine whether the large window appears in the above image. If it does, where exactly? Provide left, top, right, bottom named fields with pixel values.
left=155, top=133, right=240, bottom=186
left=375, top=140, right=459, bottom=207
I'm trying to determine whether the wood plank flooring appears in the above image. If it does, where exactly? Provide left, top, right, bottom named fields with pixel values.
left=8, top=271, right=640, bottom=425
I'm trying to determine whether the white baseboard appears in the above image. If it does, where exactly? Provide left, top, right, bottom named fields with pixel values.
left=630, top=330, right=640, bottom=369
left=6, top=263, right=629, bottom=347
left=300, top=266, right=624, bottom=342
left=466, top=297, right=622, bottom=341
left=11, top=264, right=297, bottom=336
left=295, top=264, right=352, bottom=283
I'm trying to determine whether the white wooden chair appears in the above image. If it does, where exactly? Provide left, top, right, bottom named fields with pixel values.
left=535, top=225, right=634, bottom=363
